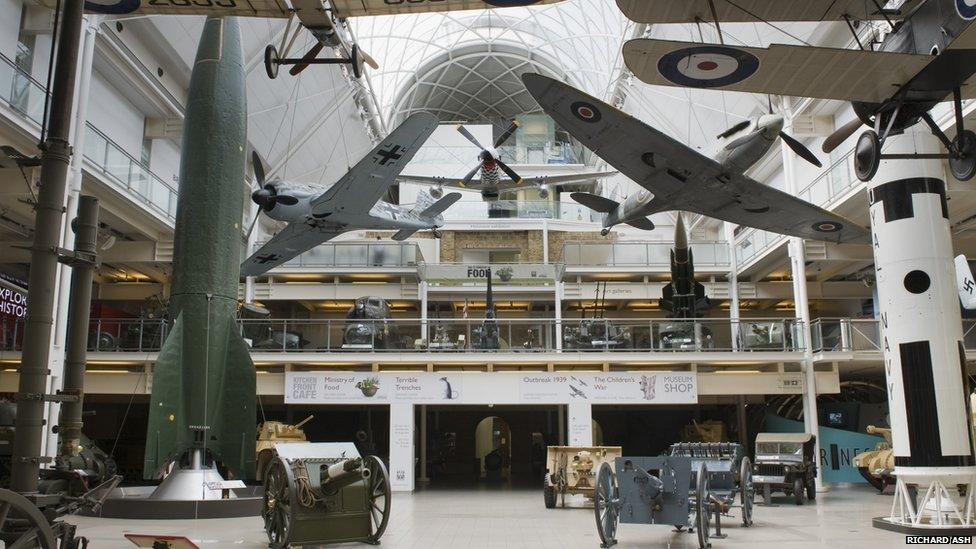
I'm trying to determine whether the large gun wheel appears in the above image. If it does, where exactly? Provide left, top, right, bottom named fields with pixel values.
left=594, top=462, right=619, bottom=548
left=695, top=463, right=711, bottom=549
left=0, top=488, right=58, bottom=549
left=365, top=455, right=391, bottom=544
left=263, top=458, right=295, bottom=549
left=739, top=456, right=754, bottom=527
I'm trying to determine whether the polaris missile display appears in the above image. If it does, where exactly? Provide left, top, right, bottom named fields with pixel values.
left=523, top=73, right=869, bottom=244
left=242, top=113, right=461, bottom=277
left=618, top=0, right=976, bottom=182
left=143, top=16, right=256, bottom=482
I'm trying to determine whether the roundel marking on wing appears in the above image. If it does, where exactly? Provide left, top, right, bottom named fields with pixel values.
left=812, top=221, right=842, bottom=233
left=84, top=0, right=142, bottom=13
left=657, top=46, right=760, bottom=88
left=570, top=101, right=602, bottom=123
left=957, top=0, right=976, bottom=20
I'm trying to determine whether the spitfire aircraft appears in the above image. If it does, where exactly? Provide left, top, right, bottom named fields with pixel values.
left=523, top=73, right=870, bottom=244
left=399, top=121, right=616, bottom=201
left=63, top=0, right=562, bottom=81
left=617, top=0, right=976, bottom=182
left=242, top=112, right=460, bottom=276
left=573, top=112, right=823, bottom=235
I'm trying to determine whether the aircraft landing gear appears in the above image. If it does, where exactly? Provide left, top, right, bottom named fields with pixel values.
left=264, top=42, right=366, bottom=80
left=432, top=229, right=443, bottom=239
left=854, top=130, right=882, bottom=182
left=949, top=129, right=976, bottom=181
left=600, top=228, right=611, bottom=236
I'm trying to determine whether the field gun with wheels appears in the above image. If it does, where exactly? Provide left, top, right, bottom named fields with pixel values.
left=262, top=443, right=390, bottom=548
left=543, top=446, right=622, bottom=508
left=667, top=443, right=755, bottom=528
left=593, top=455, right=720, bottom=549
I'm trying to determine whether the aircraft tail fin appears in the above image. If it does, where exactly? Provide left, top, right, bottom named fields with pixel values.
left=626, top=218, right=655, bottom=231
left=955, top=254, right=976, bottom=309
left=418, top=192, right=462, bottom=219
left=571, top=192, right=619, bottom=213
left=392, top=229, right=418, bottom=241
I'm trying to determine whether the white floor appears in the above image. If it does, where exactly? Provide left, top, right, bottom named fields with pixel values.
left=68, top=484, right=908, bottom=548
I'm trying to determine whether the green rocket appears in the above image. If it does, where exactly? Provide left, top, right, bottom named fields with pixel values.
left=144, top=16, right=255, bottom=480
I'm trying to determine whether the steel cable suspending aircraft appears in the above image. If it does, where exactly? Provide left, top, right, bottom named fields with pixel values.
left=241, top=112, right=460, bottom=277
left=522, top=73, right=871, bottom=244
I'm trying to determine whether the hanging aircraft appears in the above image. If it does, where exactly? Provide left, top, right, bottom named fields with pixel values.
left=955, top=254, right=976, bottom=309
left=398, top=120, right=616, bottom=201
left=572, top=111, right=822, bottom=235
left=523, top=73, right=870, bottom=243
left=616, top=0, right=976, bottom=182
left=61, top=0, right=563, bottom=80
left=241, top=112, right=460, bottom=276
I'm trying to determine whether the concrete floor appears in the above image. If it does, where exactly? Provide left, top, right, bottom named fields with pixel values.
left=67, top=484, right=908, bottom=548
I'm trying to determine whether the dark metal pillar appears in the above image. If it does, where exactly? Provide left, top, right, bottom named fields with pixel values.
left=56, top=196, right=98, bottom=463
left=11, top=0, right=86, bottom=494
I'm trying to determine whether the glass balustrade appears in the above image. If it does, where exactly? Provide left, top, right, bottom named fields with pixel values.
left=563, top=241, right=730, bottom=268
left=409, top=142, right=584, bottom=166
left=0, top=53, right=179, bottom=222
left=250, top=241, right=421, bottom=268
left=809, top=318, right=883, bottom=352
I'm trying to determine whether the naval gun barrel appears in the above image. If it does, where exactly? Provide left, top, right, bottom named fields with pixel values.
left=321, top=457, right=370, bottom=493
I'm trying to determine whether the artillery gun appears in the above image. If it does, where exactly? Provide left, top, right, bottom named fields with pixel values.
left=852, top=425, right=894, bottom=492
left=262, top=442, right=391, bottom=548
left=256, top=415, right=314, bottom=481
left=544, top=446, right=622, bottom=508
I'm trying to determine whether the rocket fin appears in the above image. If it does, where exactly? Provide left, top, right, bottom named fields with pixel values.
left=143, top=313, right=256, bottom=480
left=955, top=254, right=976, bottom=310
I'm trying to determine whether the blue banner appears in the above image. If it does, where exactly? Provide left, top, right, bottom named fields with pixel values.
left=764, top=414, right=885, bottom=483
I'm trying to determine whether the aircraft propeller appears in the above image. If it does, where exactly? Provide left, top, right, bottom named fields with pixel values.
left=244, top=152, right=298, bottom=242
left=717, top=116, right=823, bottom=168
left=822, top=118, right=864, bottom=154
left=457, top=120, right=523, bottom=184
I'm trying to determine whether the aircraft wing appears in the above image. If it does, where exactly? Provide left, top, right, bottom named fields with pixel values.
left=522, top=73, right=870, bottom=244
left=330, top=0, right=563, bottom=18
left=623, top=39, right=932, bottom=103
left=49, top=0, right=291, bottom=17
left=616, top=0, right=923, bottom=24
left=311, top=112, right=438, bottom=215
left=241, top=224, right=343, bottom=276
left=398, top=171, right=615, bottom=192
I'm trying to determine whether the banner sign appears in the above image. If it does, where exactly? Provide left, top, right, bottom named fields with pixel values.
left=285, top=371, right=697, bottom=405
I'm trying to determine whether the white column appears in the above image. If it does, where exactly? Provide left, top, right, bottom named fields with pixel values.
left=420, top=280, right=428, bottom=341
left=780, top=114, right=823, bottom=490
left=555, top=281, right=563, bottom=351
left=567, top=401, right=592, bottom=446
left=870, top=126, right=976, bottom=530
left=389, top=402, right=415, bottom=492
left=44, top=17, right=99, bottom=460
left=724, top=222, right=741, bottom=350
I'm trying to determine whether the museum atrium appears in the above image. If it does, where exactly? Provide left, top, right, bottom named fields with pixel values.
left=0, top=0, right=975, bottom=547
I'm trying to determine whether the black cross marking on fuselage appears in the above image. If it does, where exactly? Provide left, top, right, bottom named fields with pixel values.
left=256, top=253, right=282, bottom=264
left=376, top=145, right=404, bottom=166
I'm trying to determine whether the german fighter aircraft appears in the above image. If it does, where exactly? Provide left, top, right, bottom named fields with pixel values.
left=523, top=73, right=870, bottom=243
left=242, top=112, right=460, bottom=276
left=955, top=254, right=976, bottom=309
left=63, top=0, right=562, bottom=80
left=399, top=121, right=616, bottom=201
left=617, top=0, right=976, bottom=182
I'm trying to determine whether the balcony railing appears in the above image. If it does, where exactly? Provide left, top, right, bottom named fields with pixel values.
left=418, top=263, right=563, bottom=286
left=2, top=317, right=809, bottom=353
left=809, top=318, right=881, bottom=352
left=563, top=241, right=730, bottom=268
left=421, top=200, right=600, bottom=222
left=83, top=123, right=178, bottom=221
left=410, top=141, right=584, bottom=166
left=0, top=52, right=179, bottom=222
left=252, top=241, right=422, bottom=269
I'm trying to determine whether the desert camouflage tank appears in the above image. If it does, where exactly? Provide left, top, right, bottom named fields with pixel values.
left=853, top=425, right=894, bottom=492
left=679, top=419, right=726, bottom=443
left=255, top=414, right=313, bottom=480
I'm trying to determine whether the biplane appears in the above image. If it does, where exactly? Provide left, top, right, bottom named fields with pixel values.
left=617, top=0, right=976, bottom=182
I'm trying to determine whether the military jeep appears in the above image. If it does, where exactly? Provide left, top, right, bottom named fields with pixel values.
left=752, top=432, right=817, bottom=505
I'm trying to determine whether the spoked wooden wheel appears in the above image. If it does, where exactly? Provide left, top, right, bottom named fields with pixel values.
left=365, top=455, right=391, bottom=544
left=593, top=462, right=619, bottom=548
left=695, top=463, right=711, bottom=549
left=263, top=458, right=294, bottom=549
left=739, top=456, right=754, bottom=527
left=0, top=488, right=58, bottom=549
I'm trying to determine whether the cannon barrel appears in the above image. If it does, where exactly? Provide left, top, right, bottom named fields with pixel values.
left=321, top=457, right=370, bottom=493
left=293, top=415, right=315, bottom=429
left=625, top=460, right=664, bottom=502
